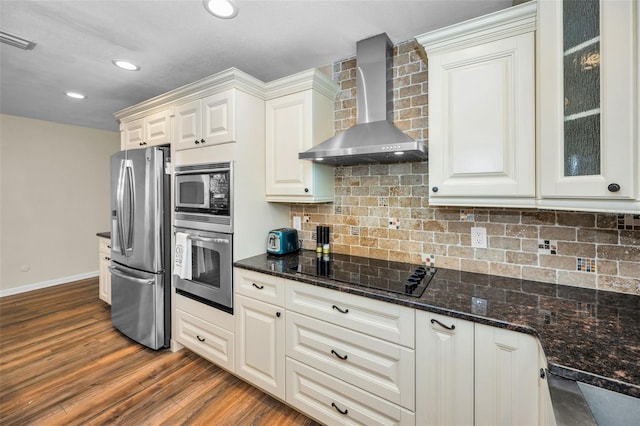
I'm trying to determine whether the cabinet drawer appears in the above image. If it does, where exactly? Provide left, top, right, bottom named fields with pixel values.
left=285, top=280, right=414, bottom=348
left=286, top=358, right=415, bottom=426
left=234, top=268, right=284, bottom=306
left=287, top=312, right=415, bottom=411
left=98, top=237, right=111, bottom=253
left=174, top=308, right=234, bottom=372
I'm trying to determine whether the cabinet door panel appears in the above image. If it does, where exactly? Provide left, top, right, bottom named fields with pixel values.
left=144, top=110, right=170, bottom=146
left=538, top=0, right=636, bottom=200
left=202, top=90, right=235, bottom=145
left=475, top=324, right=539, bottom=426
left=429, top=34, right=535, bottom=198
left=415, top=312, right=474, bottom=426
left=266, top=92, right=312, bottom=196
left=174, top=100, right=201, bottom=151
left=235, top=295, right=284, bottom=399
left=122, top=118, right=144, bottom=150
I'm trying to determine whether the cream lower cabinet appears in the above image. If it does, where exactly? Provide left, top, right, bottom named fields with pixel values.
left=98, top=237, right=111, bottom=305
left=416, top=311, right=552, bottom=426
left=285, top=280, right=416, bottom=425
left=475, top=323, right=540, bottom=426
left=234, top=269, right=285, bottom=400
left=415, top=312, right=474, bottom=426
left=174, top=293, right=235, bottom=372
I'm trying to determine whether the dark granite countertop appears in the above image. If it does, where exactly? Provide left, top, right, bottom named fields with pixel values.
left=234, top=250, right=640, bottom=398
left=96, top=232, right=111, bottom=239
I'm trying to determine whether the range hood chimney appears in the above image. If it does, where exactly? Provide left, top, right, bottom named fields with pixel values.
left=299, top=33, right=428, bottom=165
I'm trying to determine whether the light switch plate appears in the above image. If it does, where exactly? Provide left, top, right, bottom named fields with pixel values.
left=292, top=216, right=302, bottom=231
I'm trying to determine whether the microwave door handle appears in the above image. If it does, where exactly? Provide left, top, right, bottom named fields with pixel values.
left=116, top=160, right=127, bottom=256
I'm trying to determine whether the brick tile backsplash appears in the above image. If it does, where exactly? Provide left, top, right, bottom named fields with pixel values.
left=290, top=39, right=640, bottom=296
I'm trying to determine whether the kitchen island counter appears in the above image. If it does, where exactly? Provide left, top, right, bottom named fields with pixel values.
left=235, top=250, right=640, bottom=398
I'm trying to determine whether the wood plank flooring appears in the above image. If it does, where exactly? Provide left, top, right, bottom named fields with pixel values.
left=0, top=278, right=319, bottom=425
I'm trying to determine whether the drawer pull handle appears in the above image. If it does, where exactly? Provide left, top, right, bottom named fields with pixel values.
left=196, top=335, right=205, bottom=342
left=332, top=305, right=349, bottom=314
left=252, top=283, right=264, bottom=290
left=431, top=318, right=455, bottom=330
left=107, top=245, right=111, bottom=249
left=331, top=402, right=348, bottom=415
left=331, top=349, right=348, bottom=360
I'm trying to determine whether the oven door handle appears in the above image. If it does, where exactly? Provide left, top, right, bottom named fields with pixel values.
left=189, top=236, right=230, bottom=245
left=108, top=266, right=155, bottom=285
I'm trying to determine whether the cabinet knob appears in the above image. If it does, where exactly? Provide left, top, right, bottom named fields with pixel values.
left=432, top=186, right=439, bottom=193
left=194, top=139, right=200, bottom=144
left=200, top=139, right=205, bottom=144
left=104, top=256, right=110, bottom=260
left=607, top=183, right=621, bottom=192
left=107, top=245, right=111, bottom=249
left=276, top=312, right=281, bottom=318
left=304, top=188, right=309, bottom=193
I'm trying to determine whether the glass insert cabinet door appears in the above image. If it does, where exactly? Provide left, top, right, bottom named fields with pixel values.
left=538, top=0, right=636, bottom=199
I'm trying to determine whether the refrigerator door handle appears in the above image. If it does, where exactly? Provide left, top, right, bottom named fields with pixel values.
left=108, top=266, right=155, bottom=285
left=116, top=160, right=127, bottom=256
left=124, top=161, right=135, bottom=254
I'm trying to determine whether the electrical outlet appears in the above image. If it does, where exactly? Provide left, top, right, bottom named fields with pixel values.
left=471, top=227, right=487, bottom=248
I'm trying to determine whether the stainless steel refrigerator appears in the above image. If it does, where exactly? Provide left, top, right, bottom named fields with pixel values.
left=110, top=146, right=170, bottom=350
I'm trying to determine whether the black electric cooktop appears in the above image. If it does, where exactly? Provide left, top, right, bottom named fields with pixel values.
left=290, top=251, right=436, bottom=298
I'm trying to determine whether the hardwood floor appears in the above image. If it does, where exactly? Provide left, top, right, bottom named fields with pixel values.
left=0, top=278, right=319, bottom=425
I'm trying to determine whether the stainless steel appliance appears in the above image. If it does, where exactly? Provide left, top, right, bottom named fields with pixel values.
left=174, top=226, right=233, bottom=313
left=267, top=228, right=300, bottom=255
left=110, top=146, right=171, bottom=350
left=174, top=162, right=233, bottom=233
left=299, top=33, right=428, bottom=165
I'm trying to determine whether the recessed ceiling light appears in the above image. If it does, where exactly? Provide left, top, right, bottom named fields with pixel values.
left=112, top=59, right=140, bottom=71
left=203, top=0, right=238, bottom=19
left=65, top=91, right=86, bottom=100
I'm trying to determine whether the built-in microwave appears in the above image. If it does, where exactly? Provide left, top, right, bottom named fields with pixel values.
left=174, top=162, right=233, bottom=233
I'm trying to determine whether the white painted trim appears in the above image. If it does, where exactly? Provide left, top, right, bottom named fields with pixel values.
left=0, top=271, right=98, bottom=297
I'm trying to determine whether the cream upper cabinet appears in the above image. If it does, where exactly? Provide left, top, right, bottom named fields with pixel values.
left=265, top=69, right=338, bottom=203
left=415, top=311, right=474, bottom=426
left=537, top=0, right=639, bottom=213
left=98, top=237, right=111, bottom=305
left=174, top=89, right=236, bottom=151
left=475, top=323, right=540, bottom=426
left=416, top=2, right=536, bottom=208
left=121, top=109, right=170, bottom=150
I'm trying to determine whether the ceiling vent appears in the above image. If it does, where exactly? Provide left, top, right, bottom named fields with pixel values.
left=0, top=30, right=37, bottom=50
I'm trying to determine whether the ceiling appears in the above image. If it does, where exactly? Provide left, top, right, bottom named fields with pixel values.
left=0, top=0, right=512, bottom=132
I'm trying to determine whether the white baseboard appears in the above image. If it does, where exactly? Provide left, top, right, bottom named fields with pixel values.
left=0, top=271, right=99, bottom=297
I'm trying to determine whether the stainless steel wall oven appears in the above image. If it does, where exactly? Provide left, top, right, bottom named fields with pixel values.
left=174, top=161, right=234, bottom=313
left=174, top=226, right=233, bottom=313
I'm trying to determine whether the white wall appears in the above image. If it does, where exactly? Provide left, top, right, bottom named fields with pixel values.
left=0, top=114, right=120, bottom=294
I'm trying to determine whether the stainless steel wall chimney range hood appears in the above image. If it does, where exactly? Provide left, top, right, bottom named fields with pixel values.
left=299, top=33, right=427, bottom=166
